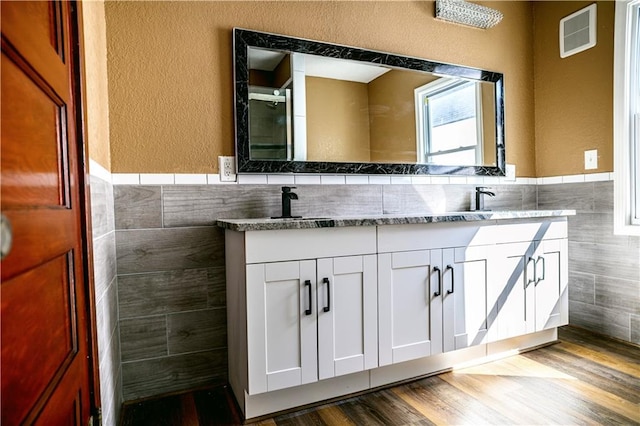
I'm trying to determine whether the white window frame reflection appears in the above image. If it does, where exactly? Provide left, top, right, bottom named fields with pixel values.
left=415, top=78, right=484, bottom=165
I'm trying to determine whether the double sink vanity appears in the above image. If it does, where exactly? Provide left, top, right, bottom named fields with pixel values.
left=217, top=210, right=574, bottom=420
left=226, top=27, right=575, bottom=420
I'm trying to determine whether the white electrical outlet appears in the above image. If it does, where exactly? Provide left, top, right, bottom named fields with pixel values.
left=505, top=164, right=516, bottom=181
left=218, top=156, right=236, bottom=182
left=584, top=149, right=598, bottom=170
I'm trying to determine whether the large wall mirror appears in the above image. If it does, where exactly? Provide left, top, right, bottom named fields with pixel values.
left=234, top=28, right=505, bottom=176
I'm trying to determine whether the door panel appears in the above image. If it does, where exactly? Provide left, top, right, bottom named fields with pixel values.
left=0, top=1, right=68, bottom=96
left=1, top=1, right=94, bottom=424
left=246, top=260, right=317, bottom=394
left=535, top=239, right=567, bottom=331
left=317, top=255, right=377, bottom=380
left=332, top=273, right=363, bottom=360
left=1, top=254, right=77, bottom=425
left=491, top=237, right=568, bottom=339
left=36, top=371, right=83, bottom=426
left=1, top=52, right=69, bottom=207
left=392, top=265, right=430, bottom=349
left=490, top=242, right=534, bottom=341
left=0, top=209, right=76, bottom=288
left=265, top=278, right=302, bottom=373
left=378, top=250, right=439, bottom=366
left=443, top=246, right=488, bottom=352
left=4, top=1, right=62, bottom=53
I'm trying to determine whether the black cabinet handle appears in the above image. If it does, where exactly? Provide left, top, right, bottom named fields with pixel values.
left=323, top=277, right=331, bottom=312
left=535, top=256, right=546, bottom=285
left=526, top=257, right=536, bottom=288
left=446, top=264, right=454, bottom=294
left=304, top=280, right=312, bottom=315
left=433, top=266, right=442, bottom=297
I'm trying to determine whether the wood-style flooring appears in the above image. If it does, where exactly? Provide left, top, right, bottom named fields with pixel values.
left=120, top=326, right=640, bottom=425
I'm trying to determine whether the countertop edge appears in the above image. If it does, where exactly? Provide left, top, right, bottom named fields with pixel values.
left=216, top=210, right=577, bottom=232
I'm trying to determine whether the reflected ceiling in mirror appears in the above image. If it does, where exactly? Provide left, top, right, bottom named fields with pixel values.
left=234, top=28, right=505, bottom=176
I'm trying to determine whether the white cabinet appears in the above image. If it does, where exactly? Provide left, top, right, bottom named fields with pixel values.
left=377, top=222, right=492, bottom=366
left=247, top=255, right=377, bottom=393
left=224, top=216, right=570, bottom=419
left=227, top=227, right=378, bottom=397
left=377, top=219, right=568, bottom=367
left=489, top=220, right=569, bottom=342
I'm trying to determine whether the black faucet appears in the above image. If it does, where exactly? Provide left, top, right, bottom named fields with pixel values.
left=475, top=187, right=496, bottom=211
left=272, top=186, right=301, bottom=219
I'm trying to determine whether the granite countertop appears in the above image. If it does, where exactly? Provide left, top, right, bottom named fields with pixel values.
left=216, top=210, right=576, bottom=232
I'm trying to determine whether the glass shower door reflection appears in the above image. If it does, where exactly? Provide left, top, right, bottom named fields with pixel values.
left=249, top=88, right=292, bottom=160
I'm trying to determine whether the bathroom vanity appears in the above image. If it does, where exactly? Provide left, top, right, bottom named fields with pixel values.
left=217, top=211, right=574, bottom=420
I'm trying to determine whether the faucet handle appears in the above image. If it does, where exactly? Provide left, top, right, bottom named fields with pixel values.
left=476, top=186, right=496, bottom=197
left=282, top=186, right=296, bottom=193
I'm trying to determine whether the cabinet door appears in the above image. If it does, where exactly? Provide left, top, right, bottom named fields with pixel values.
left=317, top=255, right=377, bottom=380
left=246, top=260, right=317, bottom=394
left=534, top=239, right=569, bottom=331
left=443, top=246, right=489, bottom=352
left=491, top=238, right=569, bottom=339
left=490, top=242, right=536, bottom=341
left=378, top=250, right=442, bottom=365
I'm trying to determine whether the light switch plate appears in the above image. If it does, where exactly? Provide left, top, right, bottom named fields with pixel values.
left=219, top=156, right=236, bottom=182
left=584, top=149, right=598, bottom=170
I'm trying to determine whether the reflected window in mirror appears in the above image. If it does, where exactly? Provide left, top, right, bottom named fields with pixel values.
left=415, top=79, right=495, bottom=166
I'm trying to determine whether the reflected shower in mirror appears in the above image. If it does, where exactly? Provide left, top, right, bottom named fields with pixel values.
left=235, top=29, right=505, bottom=176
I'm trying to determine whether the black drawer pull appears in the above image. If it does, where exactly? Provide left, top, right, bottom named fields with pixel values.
left=323, top=277, right=331, bottom=312
left=446, top=264, right=454, bottom=294
left=535, top=256, right=546, bottom=285
left=433, top=266, right=442, bottom=297
left=304, top=280, right=312, bottom=315
left=526, top=257, right=536, bottom=288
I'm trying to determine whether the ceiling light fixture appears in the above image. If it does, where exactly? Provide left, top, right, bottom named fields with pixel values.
left=435, top=0, right=503, bottom=29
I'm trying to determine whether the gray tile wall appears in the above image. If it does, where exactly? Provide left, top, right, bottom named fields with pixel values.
left=93, top=176, right=640, bottom=409
left=90, top=174, right=122, bottom=426
left=114, top=186, right=230, bottom=401
left=538, top=181, right=640, bottom=344
left=113, top=182, right=534, bottom=401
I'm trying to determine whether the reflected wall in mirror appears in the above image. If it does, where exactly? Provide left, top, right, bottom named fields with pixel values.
left=235, top=28, right=505, bottom=176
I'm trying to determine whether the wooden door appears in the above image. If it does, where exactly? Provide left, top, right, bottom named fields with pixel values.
left=378, top=250, right=442, bottom=366
left=1, top=1, right=96, bottom=424
left=246, top=260, right=318, bottom=394
left=317, top=255, right=377, bottom=380
left=442, top=246, right=489, bottom=352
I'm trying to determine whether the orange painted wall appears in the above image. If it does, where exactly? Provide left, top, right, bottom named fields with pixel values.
left=368, top=69, right=436, bottom=163
left=306, top=77, right=371, bottom=163
left=105, top=1, right=536, bottom=175
left=82, top=0, right=111, bottom=171
left=533, top=1, right=614, bottom=176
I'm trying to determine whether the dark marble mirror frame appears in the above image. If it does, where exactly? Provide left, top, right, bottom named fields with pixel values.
left=234, top=28, right=506, bottom=176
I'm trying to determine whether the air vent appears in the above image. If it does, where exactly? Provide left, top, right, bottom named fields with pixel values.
left=560, top=4, right=597, bottom=58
